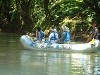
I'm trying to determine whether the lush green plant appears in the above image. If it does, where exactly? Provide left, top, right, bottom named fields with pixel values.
left=0, top=0, right=100, bottom=33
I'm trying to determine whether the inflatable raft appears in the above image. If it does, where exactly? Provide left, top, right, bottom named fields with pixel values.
left=20, top=35, right=100, bottom=52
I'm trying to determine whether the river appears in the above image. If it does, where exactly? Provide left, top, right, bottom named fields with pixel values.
left=0, top=32, right=100, bottom=75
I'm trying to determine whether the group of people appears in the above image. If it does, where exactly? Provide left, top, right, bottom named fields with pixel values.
left=33, top=21, right=99, bottom=44
left=35, top=25, right=71, bottom=44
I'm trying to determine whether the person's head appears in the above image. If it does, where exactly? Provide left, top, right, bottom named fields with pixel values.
left=61, top=25, right=66, bottom=31
left=61, top=25, right=70, bottom=32
left=36, top=27, right=41, bottom=32
left=49, top=28, right=53, bottom=33
left=53, top=29, right=57, bottom=32
left=65, top=27, right=70, bottom=32
left=91, top=21, right=96, bottom=28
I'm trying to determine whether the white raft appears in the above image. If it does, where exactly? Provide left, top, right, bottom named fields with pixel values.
left=20, top=35, right=100, bottom=52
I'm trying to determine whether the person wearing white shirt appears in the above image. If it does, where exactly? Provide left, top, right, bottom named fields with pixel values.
left=48, top=29, right=58, bottom=43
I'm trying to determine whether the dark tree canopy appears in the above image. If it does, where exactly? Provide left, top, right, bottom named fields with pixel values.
left=0, top=0, right=100, bottom=33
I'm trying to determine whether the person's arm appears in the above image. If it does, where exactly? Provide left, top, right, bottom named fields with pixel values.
left=36, top=31, right=38, bottom=40
left=60, top=32, right=64, bottom=41
left=36, top=31, right=41, bottom=41
left=56, top=33, right=59, bottom=39
left=38, top=32, right=41, bottom=41
left=86, top=28, right=98, bottom=42
left=48, top=33, right=53, bottom=41
left=55, top=33, right=59, bottom=43
left=86, top=34, right=92, bottom=43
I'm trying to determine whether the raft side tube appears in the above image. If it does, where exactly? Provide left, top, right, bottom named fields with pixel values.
left=20, top=35, right=35, bottom=49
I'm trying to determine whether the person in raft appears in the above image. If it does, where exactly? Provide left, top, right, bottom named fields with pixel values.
left=86, top=21, right=99, bottom=47
left=86, top=21, right=99, bottom=42
left=36, top=27, right=45, bottom=43
left=48, top=28, right=59, bottom=44
left=61, top=25, right=71, bottom=44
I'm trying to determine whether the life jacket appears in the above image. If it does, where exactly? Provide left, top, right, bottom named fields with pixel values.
left=40, top=31, right=45, bottom=39
left=50, top=32, right=57, bottom=41
left=63, top=31, right=71, bottom=42
left=37, top=31, right=45, bottom=40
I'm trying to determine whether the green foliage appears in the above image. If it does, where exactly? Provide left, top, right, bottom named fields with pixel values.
left=0, top=0, right=100, bottom=33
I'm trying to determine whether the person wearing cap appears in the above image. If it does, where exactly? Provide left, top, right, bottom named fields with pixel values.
left=86, top=21, right=99, bottom=43
left=61, top=25, right=71, bottom=44
left=48, top=28, right=59, bottom=43
left=36, top=27, right=45, bottom=43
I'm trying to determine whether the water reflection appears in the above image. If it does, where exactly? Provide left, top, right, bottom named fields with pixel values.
left=0, top=33, right=100, bottom=75
left=20, top=50, right=100, bottom=75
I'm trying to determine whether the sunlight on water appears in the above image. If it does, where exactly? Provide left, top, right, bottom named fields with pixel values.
left=20, top=51, right=100, bottom=75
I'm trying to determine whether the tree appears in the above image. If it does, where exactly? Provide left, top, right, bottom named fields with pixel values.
left=83, top=0, right=100, bottom=27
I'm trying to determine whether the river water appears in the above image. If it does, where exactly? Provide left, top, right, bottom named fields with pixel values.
left=0, top=32, right=100, bottom=75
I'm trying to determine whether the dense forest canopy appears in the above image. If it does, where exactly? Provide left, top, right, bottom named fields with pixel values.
left=0, top=0, right=100, bottom=34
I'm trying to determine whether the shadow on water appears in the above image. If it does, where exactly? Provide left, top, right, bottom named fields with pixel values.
left=0, top=32, right=100, bottom=75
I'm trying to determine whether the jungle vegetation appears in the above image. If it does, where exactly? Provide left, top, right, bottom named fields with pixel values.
left=0, top=0, right=100, bottom=35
